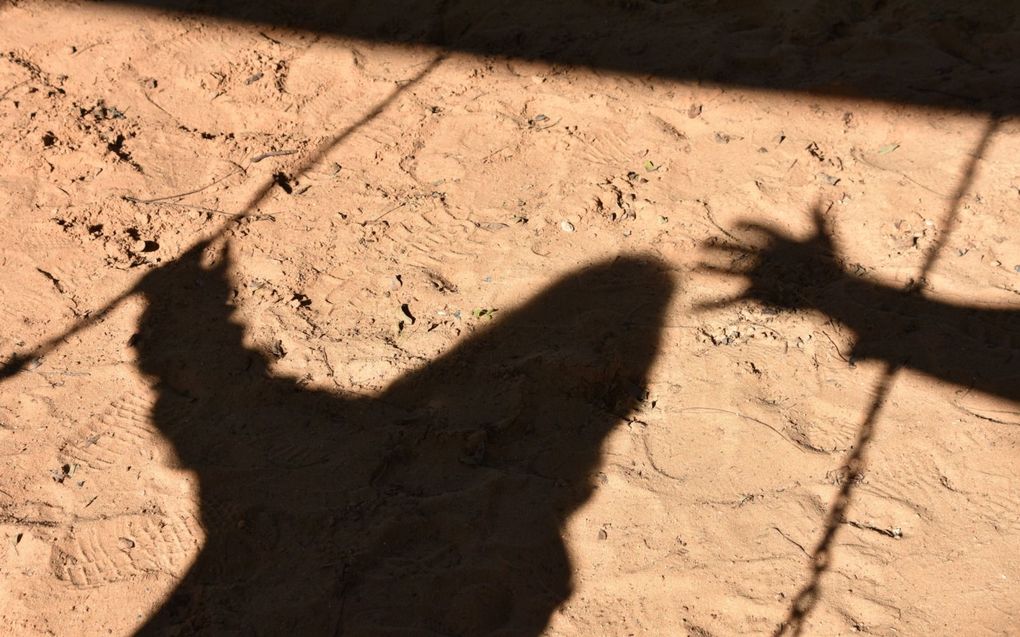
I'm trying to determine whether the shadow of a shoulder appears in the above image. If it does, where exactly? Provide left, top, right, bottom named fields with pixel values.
left=132, top=249, right=675, bottom=635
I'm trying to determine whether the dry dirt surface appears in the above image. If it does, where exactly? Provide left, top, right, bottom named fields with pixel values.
left=1, top=1, right=1019, bottom=636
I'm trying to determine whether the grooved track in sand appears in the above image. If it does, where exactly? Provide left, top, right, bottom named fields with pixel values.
left=962, top=487, right=1020, bottom=534
left=51, top=513, right=202, bottom=587
left=59, top=393, right=163, bottom=470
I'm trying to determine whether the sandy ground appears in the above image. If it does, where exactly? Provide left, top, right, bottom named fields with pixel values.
left=1, top=1, right=1019, bottom=635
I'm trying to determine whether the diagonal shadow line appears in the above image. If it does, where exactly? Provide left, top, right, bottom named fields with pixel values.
left=0, top=52, right=446, bottom=384
left=773, top=359, right=898, bottom=637
left=773, top=114, right=1001, bottom=637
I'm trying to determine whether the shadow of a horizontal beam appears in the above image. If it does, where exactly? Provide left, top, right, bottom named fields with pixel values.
left=101, top=0, right=1020, bottom=114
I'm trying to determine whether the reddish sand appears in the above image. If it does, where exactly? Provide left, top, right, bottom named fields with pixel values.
left=1, top=2, right=1018, bottom=635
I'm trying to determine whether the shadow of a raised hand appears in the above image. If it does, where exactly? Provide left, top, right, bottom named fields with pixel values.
left=699, top=205, right=847, bottom=313
left=700, top=205, right=1020, bottom=406
left=127, top=241, right=675, bottom=635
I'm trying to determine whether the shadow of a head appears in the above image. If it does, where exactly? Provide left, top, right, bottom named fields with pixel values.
left=384, top=254, right=675, bottom=422
left=131, top=240, right=272, bottom=397
left=343, top=255, right=678, bottom=634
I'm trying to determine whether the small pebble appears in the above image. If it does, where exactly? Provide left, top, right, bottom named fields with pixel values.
left=560, top=220, right=575, bottom=233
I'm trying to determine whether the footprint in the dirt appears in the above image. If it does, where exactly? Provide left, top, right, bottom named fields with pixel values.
left=51, top=513, right=202, bottom=587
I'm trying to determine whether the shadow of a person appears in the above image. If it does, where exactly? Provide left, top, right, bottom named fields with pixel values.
left=128, top=240, right=675, bottom=635
left=700, top=206, right=1019, bottom=406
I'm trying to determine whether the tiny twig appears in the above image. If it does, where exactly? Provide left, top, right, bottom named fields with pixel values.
left=853, top=148, right=952, bottom=199
left=531, top=117, right=562, bottom=131
left=251, top=149, right=298, bottom=163
left=71, top=41, right=108, bottom=56
left=700, top=199, right=747, bottom=247
left=678, top=407, right=804, bottom=452
left=843, top=518, right=902, bottom=539
left=0, top=79, right=28, bottom=102
left=224, top=159, right=248, bottom=176
left=123, top=198, right=234, bottom=217
left=772, top=527, right=810, bottom=557
left=367, top=202, right=406, bottom=223
left=143, top=91, right=175, bottom=119
left=124, top=168, right=242, bottom=204
left=482, top=145, right=508, bottom=162
left=816, top=330, right=851, bottom=364
left=950, top=399, right=1020, bottom=426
